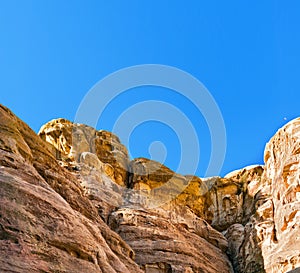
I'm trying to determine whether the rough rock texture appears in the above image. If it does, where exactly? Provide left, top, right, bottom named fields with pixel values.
left=0, top=106, right=234, bottom=272
left=129, top=158, right=263, bottom=232
left=39, top=119, right=129, bottom=186
left=224, top=119, right=300, bottom=273
left=0, top=105, right=141, bottom=272
left=225, top=219, right=265, bottom=273
left=259, top=118, right=300, bottom=272
left=109, top=207, right=232, bottom=273
left=129, top=158, right=187, bottom=191
left=223, top=166, right=266, bottom=273
left=128, top=158, right=189, bottom=209
left=77, top=156, right=234, bottom=272
left=1, top=105, right=300, bottom=273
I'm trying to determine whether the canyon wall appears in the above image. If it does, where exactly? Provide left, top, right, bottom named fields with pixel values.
left=0, top=104, right=299, bottom=272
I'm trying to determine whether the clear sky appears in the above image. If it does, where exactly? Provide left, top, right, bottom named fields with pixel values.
left=1, top=1, right=300, bottom=177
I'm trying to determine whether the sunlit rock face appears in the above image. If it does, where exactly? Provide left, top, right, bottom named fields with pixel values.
left=38, top=118, right=130, bottom=186
left=129, top=157, right=264, bottom=233
left=0, top=105, right=141, bottom=273
left=260, top=118, right=300, bottom=273
left=224, top=119, right=300, bottom=273
left=0, top=105, right=234, bottom=273
left=1, top=103, right=300, bottom=273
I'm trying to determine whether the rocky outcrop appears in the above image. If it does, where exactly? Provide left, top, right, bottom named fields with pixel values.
left=0, top=106, right=234, bottom=272
left=76, top=157, right=234, bottom=272
left=1, top=104, right=300, bottom=273
left=259, top=118, right=300, bottom=272
left=0, top=105, right=141, bottom=272
left=224, top=119, right=300, bottom=273
left=221, top=166, right=266, bottom=272
left=225, top=218, right=265, bottom=273
left=109, top=207, right=232, bottom=273
left=128, top=158, right=263, bottom=232
left=39, top=119, right=129, bottom=186
left=70, top=153, right=235, bottom=271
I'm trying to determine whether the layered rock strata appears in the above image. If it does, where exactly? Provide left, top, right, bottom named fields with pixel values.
left=0, top=106, right=233, bottom=272
left=1, top=105, right=300, bottom=273
left=0, top=105, right=141, bottom=273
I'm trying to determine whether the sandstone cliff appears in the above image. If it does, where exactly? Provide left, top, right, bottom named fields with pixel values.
left=0, top=104, right=299, bottom=273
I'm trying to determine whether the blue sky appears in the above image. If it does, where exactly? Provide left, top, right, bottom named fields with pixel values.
left=1, top=1, right=300, bottom=177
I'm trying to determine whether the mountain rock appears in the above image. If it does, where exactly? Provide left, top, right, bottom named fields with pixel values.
left=38, top=119, right=129, bottom=186
left=1, top=104, right=300, bottom=273
left=259, top=118, right=300, bottom=272
left=224, top=119, right=300, bottom=273
left=109, top=206, right=232, bottom=272
left=0, top=105, right=141, bottom=273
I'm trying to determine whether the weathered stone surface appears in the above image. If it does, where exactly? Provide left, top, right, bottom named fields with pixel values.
left=0, top=105, right=235, bottom=273
left=76, top=158, right=234, bottom=272
left=39, top=118, right=129, bottom=186
left=128, top=158, right=190, bottom=209
left=77, top=155, right=125, bottom=222
left=109, top=207, right=233, bottom=273
left=224, top=119, right=300, bottom=273
left=225, top=165, right=264, bottom=223
left=219, top=166, right=267, bottom=273
left=128, top=159, right=263, bottom=232
left=2, top=103, right=300, bottom=273
left=201, top=176, right=246, bottom=231
left=259, top=118, right=300, bottom=273
left=225, top=219, right=265, bottom=273
left=202, top=166, right=263, bottom=231
left=0, top=105, right=141, bottom=273
left=224, top=224, right=245, bottom=270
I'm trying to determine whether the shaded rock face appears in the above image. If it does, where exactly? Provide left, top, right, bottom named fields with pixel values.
left=129, top=158, right=187, bottom=191
left=200, top=176, right=249, bottom=231
left=225, top=219, right=265, bottom=273
left=1, top=105, right=300, bottom=273
left=222, top=167, right=267, bottom=273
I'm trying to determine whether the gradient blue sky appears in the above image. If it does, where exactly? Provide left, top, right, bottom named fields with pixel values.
left=1, top=1, right=300, bottom=177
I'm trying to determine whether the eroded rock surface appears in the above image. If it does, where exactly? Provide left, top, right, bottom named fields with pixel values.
left=39, top=119, right=129, bottom=186
left=224, top=119, right=300, bottom=273
left=109, top=207, right=232, bottom=273
left=1, top=105, right=300, bottom=273
left=259, top=118, right=300, bottom=272
left=0, top=106, right=234, bottom=272
left=0, top=105, right=141, bottom=273
left=129, top=158, right=263, bottom=232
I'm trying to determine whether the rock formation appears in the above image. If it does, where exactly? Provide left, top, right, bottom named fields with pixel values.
left=0, top=105, right=141, bottom=273
left=39, top=119, right=129, bottom=186
left=0, top=104, right=300, bottom=272
left=259, top=119, right=300, bottom=272
left=223, top=120, right=300, bottom=273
